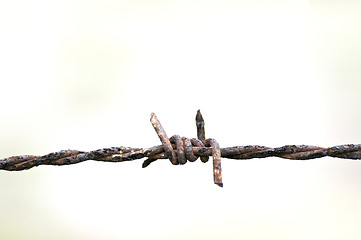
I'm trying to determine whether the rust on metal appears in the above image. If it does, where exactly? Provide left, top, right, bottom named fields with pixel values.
left=204, top=138, right=223, bottom=187
left=150, top=113, right=178, bottom=165
left=1, top=110, right=361, bottom=187
left=196, top=109, right=209, bottom=163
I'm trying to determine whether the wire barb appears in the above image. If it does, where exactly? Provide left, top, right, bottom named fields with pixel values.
left=150, top=113, right=178, bottom=165
left=148, top=112, right=223, bottom=187
left=196, top=110, right=209, bottom=163
left=1, top=110, right=361, bottom=187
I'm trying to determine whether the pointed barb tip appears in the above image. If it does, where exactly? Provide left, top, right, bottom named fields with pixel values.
left=216, top=182, right=224, bottom=188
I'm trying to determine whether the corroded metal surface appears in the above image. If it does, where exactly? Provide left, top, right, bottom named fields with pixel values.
left=150, top=113, right=177, bottom=165
left=1, top=110, right=361, bottom=187
left=204, top=138, right=223, bottom=187
left=196, top=110, right=209, bottom=163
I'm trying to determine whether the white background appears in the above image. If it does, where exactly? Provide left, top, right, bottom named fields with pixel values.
left=1, top=0, right=361, bottom=239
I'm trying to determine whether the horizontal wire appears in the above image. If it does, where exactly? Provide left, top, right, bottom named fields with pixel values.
left=1, top=110, right=360, bottom=187
left=2, top=143, right=361, bottom=171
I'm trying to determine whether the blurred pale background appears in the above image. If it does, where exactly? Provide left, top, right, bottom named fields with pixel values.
left=1, top=0, right=361, bottom=239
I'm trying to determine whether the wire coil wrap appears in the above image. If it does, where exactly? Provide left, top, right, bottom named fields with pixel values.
left=148, top=112, right=223, bottom=187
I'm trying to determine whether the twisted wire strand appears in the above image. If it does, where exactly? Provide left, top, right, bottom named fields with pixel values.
left=3, top=143, right=361, bottom=170
left=1, top=110, right=361, bottom=187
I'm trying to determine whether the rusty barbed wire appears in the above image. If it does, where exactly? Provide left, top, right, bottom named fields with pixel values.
left=1, top=110, right=361, bottom=187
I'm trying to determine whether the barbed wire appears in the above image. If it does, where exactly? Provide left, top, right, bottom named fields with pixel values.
left=1, top=110, right=361, bottom=187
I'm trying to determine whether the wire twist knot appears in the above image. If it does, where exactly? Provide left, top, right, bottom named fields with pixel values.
left=147, top=111, right=223, bottom=187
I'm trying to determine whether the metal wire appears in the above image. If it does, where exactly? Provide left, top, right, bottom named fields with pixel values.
left=1, top=110, right=361, bottom=187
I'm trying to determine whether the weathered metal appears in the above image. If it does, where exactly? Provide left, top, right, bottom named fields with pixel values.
left=1, top=110, right=361, bottom=187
